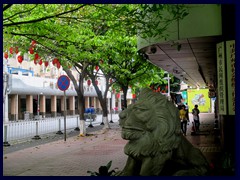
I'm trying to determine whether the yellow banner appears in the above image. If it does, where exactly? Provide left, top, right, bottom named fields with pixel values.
left=187, top=89, right=211, bottom=113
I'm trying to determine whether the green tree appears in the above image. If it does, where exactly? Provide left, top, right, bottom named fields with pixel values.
left=3, top=4, right=189, bottom=132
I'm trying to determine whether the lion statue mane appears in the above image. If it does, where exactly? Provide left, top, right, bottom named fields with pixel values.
left=118, top=88, right=210, bottom=176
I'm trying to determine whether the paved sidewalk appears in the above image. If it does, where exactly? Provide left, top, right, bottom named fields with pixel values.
left=3, top=122, right=128, bottom=176
left=3, top=113, right=224, bottom=176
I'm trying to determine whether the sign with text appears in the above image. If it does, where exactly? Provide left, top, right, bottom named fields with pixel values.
left=217, top=42, right=227, bottom=115
left=226, top=40, right=235, bottom=115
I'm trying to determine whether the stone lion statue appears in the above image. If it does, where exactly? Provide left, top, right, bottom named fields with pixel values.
left=118, top=88, right=210, bottom=176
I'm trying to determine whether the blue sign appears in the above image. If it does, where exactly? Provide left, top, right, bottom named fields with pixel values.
left=57, top=75, right=70, bottom=91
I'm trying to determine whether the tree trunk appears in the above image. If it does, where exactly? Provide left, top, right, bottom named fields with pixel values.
left=122, top=85, right=128, bottom=109
left=92, top=77, right=110, bottom=129
left=64, top=68, right=86, bottom=136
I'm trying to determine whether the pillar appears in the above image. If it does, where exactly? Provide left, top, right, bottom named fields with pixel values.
left=10, top=94, right=18, bottom=121
left=112, top=93, right=116, bottom=110
left=40, top=95, right=46, bottom=118
left=85, top=97, right=89, bottom=109
left=26, top=95, right=33, bottom=119
left=118, top=95, right=122, bottom=111
left=18, top=96, right=22, bottom=119
left=69, top=96, right=75, bottom=115
left=51, top=95, right=57, bottom=117
left=93, top=97, right=97, bottom=109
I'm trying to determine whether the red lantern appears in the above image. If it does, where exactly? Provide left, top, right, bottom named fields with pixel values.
left=95, top=80, right=98, bottom=86
left=38, top=59, right=43, bottom=65
left=4, top=52, right=8, bottom=59
left=29, top=47, right=34, bottom=54
left=34, top=53, right=39, bottom=60
left=44, top=61, right=49, bottom=67
left=17, top=55, right=23, bottom=63
left=56, top=61, right=61, bottom=69
left=87, top=79, right=91, bottom=86
left=116, top=93, right=120, bottom=99
left=34, top=59, right=38, bottom=65
left=31, top=40, right=37, bottom=47
left=52, top=58, right=58, bottom=65
left=9, top=47, right=13, bottom=54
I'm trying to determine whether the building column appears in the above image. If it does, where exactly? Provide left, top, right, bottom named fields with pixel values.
left=40, top=95, right=46, bottom=118
left=18, top=96, right=22, bottom=120
left=85, top=97, right=89, bottom=109
left=93, top=97, right=97, bottom=109
left=10, top=94, right=18, bottom=121
left=112, top=93, right=116, bottom=110
left=51, top=95, right=57, bottom=117
left=69, top=96, right=75, bottom=115
left=118, top=95, right=122, bottom=111
left=26, top=95, right=33, bottom=119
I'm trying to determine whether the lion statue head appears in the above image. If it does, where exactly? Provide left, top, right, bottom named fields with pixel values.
left=119, top=88, right=182, bottom=158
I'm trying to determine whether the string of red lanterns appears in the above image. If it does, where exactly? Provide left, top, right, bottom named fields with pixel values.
left=5, top=40, right=65, bottom=69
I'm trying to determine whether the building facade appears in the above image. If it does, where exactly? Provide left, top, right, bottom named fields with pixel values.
left=3, top=54, right=135, bottom=122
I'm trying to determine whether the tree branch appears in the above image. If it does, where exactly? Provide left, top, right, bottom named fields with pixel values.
left=3, top=4, right=88, bottom=27
left=3, top=4, right=13, bottom=11
left=3, top=5, right=38, bottom=21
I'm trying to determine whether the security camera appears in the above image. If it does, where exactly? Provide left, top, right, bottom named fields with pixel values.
left=150, top=46, right=157, bottom=54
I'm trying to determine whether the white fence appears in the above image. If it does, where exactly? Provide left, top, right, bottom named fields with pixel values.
left=3, top=115, right=103, bottom=143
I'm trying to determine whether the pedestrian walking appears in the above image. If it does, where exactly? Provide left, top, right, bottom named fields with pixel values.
left=179, top=105, right=188, bottom=136
left=192, top=104, right=200, bottom=132
left=185, top=103, right=189, bottom=120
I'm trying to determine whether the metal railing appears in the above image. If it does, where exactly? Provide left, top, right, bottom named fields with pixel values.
left=3, top=115, right=97, bottom=144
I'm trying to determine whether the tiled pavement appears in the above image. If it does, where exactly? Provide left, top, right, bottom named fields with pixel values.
left=3, top=113, right=226, bottom=176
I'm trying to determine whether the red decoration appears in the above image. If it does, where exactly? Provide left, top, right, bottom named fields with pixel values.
left=29, top=47, right=34, bottom=54
left=95, top=80, right=98, bottom=86
left=34, top=53, right=39, bottom=60
left=116, top=93, right=120, bottom=99
left=38, top=59, right=43, bottom=65
left=87, top=79, right=91, bottom=86
left=56, top=61, right=61, bottom=69
left=44, top=61, right=49, bottom=67
left=95, top=66, right=99, bottom=71
left=52, top=58, right=58, bottom=65
left=34, top=59, right=38, bottom=65
left=132, top=94, right=136, bottom=99
left=9, top=47, right=13, bottom=54
left=17, top=55, right=23, bottom=63
left=4, top=52, right=8, bottom=59
left=31, top=40, right=37, bottom=47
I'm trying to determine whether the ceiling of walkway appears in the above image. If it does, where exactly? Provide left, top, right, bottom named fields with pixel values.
left=143, top=35, right=222, bottom=89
